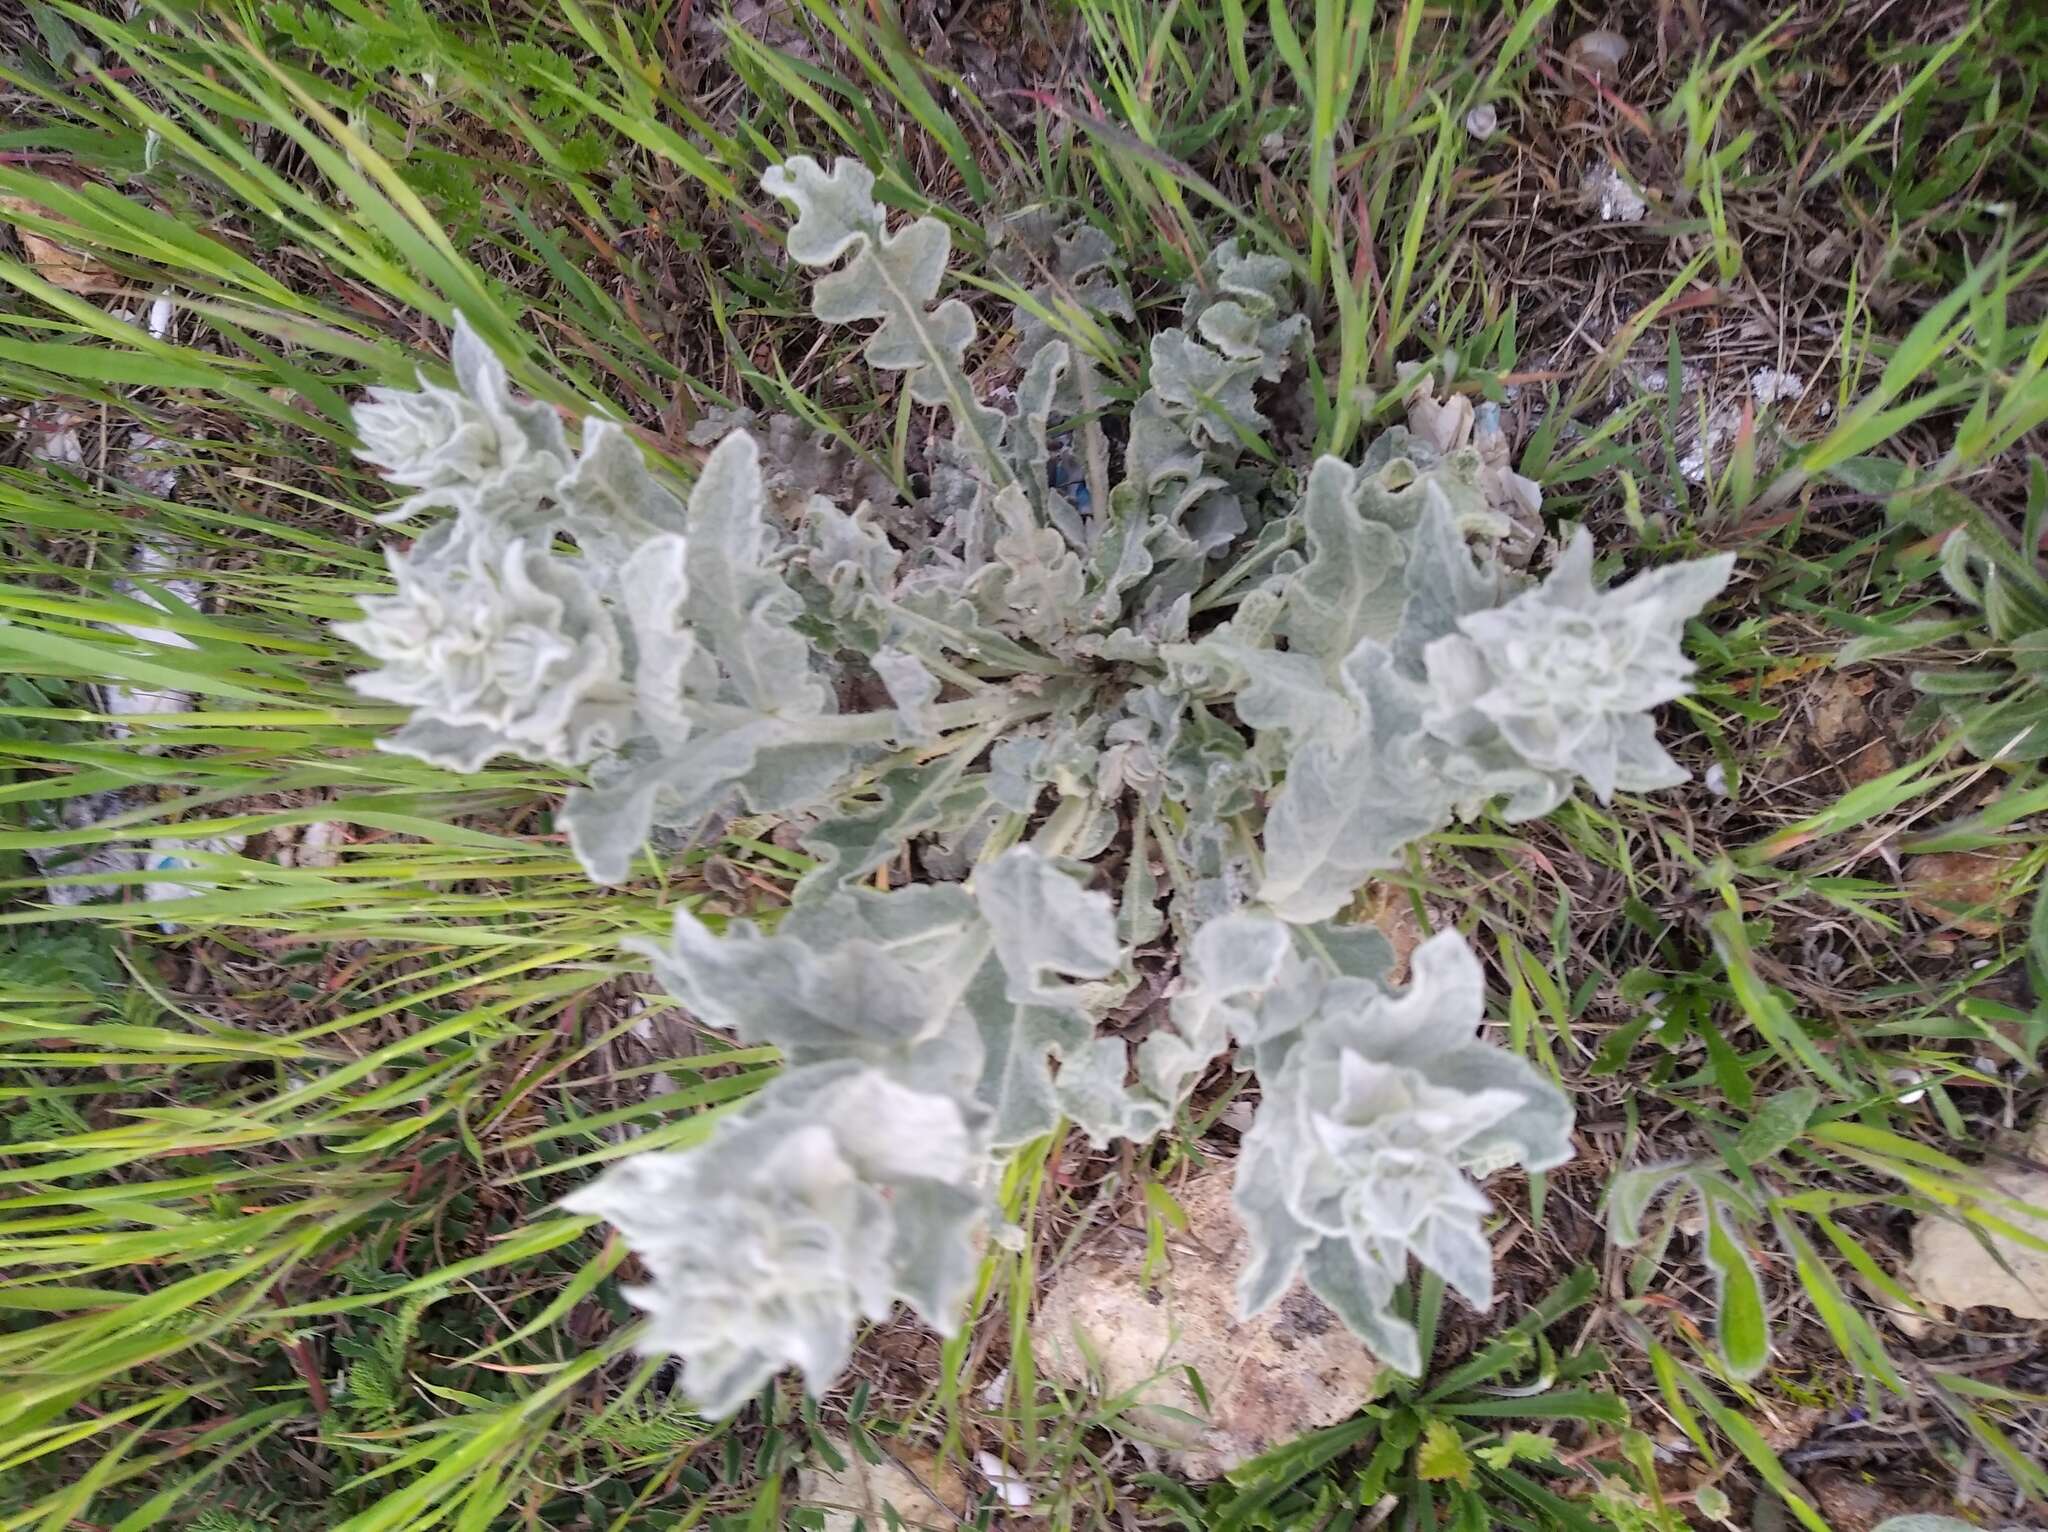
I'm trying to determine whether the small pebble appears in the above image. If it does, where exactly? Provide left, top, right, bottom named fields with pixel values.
left=1749, top=367, right=1806, bottom=405
left=974, top=1452, right=1033, bottom=1509
left=1464, top=103, right=1498, bottom=140
left=1569, top=29, right=1628, bottom=77
left=1584, top=164, right=1647, bottom=223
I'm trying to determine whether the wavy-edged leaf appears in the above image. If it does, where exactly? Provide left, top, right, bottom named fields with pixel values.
left=797, top=757, right=992, bottom=896
left=762, top=155, right=1009, bottom=488
left=973, top=846, right=1122, bottom=1005
left=1258, top=642, right=1451, bottom=923
left=1274, top=456, right=1410, bottom=672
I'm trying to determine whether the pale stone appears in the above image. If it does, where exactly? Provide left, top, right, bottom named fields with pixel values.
left=795, top=1437, right=972, bottom=1532
left=1584, top=165, right=1646, bottom=223
left=1905, top=1118, right=2048, bottom=1329
left=1904, top=849, right=2024, bottom=937
left=1034, top=1166, right=1381, bottom=1481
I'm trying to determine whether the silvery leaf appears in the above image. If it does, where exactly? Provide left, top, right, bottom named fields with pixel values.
left=883, top=1175, right=986, bottom=1323
left=1274, top=456, right=1410, bottom=672
left=1392, top=493, right=1513, bottom=667
left=353, top=312, right=568, bottom=526
left=558, top=432, right=861, bottom=883
left=616, top=533, right=694, bottom=741
left=802, top=498, right=901, bottom=624
left=1192, top=640, right=1345, bottom=747
left=974, top=846, right=1123, bottom=1006
left=1149, top=330, right=1264, bottom=450
left=556, top=418, right=691, bottom=575
left=983, top=508, right=1087, bottom=648
left=1178, top=816, right=1257, bottom=925
left=562, top=717, right=805, bottom=886
left=964, top=954, right=1093, bottom=1147
left=1010, top=342, right=1074, bottom=534
left=1185, top=914, right=1328, bottom=1063
left=1187, top=239, right=1307, bottom=383
left=988, top=736, right=1048, bottom=816
left=762, top=156, right=1010, bottom=490
left=1257, top=642, right=1452, bottom=924
left=1057, top=1034, right=1173, bottom=1146
left=1604, top=1162, right=1697, bottom=1247
left=626, top=886, right=985, bottom=1100
left=683, top=432, right=828, bottom=716
left=1300, top=1238, right=1419, bottom=1374
left=871, top=645, right=941, bottom=739
left=1164, top=711, right=1263, bottom=824
left=892, top=579, right=1071, bottom=675
left=1421, top=532, right=1735, bottom=804
left=796, top=757, right=992, bottom=896
left=993, top=210, right=1135, bottom=387
left=560, top=1063, right=982, bottom=1417
left=1231, top=929, right=1574, bottom=1369
left=337, top=519, right=630, bottom=773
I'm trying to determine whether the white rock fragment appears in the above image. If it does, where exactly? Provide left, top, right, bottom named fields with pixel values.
left=1464, top=103, right=1498, bottom=141
left=1585, top=165, right=1647, bottom=223
left=118, top=429, right=181, bottom=500
left=295, top=819, right=345, bottom=869
left=1676, top=395, right=1745, bottom=483
left=1703, top=761, right=1730, bottom=797
left=973, top=1451, right=1033, bottom=1509
left=1631, top=360, right=1705, bottom=397
left=1749, top=368, right=1805, bottom=406
left=105, top=538, right=201, bottom=734
left=24, top=790, right=147, bottom=906
left=21, top=401, right=86, bottom=468
left=145, top=833, right=249, bottom=930
left=1660, top=367, right=1811, bottom=486
left=1034, top=1167, right=1381, bottom=1481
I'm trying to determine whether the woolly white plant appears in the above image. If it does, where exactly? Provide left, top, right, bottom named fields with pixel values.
left=337, top=153, right=1734, bottom=1415
left=560, top=1065, right=980, bottom=1417
left=351, top=318, right=567, bottom=523
left=1223, top=930, right=1573, bottom=1372
left=1422, top=531, right=1736, bottom=810
left=334, top=525, right=634, bottom=773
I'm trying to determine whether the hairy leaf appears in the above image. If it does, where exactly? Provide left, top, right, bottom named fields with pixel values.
left=1258, top=643, right=1451, bottom=923
left=1274, top=456, right=1411, bottom=672
left=1423, top=532, right=1735, bottom=807
left=627, top=884, right=987, bottom=1101
left=353, top=311, right=567, bottom=525
left=559, top=1064, right=980, bottom=1416
left=762, top=155, right=1009, bottom=488
left=338, top=519, right=631, bottom=773
left=975, top=846, right=1123, bottom=1006
left=1234, top=930, right=1575, bottom=1371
